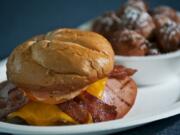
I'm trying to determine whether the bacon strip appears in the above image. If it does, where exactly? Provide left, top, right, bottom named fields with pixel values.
left=76, top=92, right=117, bottom=122
left=58, top=99, right=89, bottom=124
left=0, top=81, right=28, bottom=119
left=109, top=65, right=136, bottom=79
left=59, top=92, right=117, bottom=123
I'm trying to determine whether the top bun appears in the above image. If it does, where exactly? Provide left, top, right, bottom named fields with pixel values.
left=7, top=28, right=114, bottom=102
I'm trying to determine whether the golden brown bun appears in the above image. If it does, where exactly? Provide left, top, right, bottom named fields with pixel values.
left=7, top=28, right=114, bottom=103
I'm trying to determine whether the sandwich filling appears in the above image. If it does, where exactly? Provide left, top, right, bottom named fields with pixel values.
left=0, top=65, right=137, bottom=126
left=7, top=78, right=108, bottom=125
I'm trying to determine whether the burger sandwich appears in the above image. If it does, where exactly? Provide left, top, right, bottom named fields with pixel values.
left=0, top=28, right=137, bottom=125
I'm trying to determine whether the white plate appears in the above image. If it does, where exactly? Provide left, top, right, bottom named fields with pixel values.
left=1, top=59, right=180, bottom=135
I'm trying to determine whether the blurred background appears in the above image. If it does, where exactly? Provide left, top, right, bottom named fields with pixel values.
left=0, top=0, right=180, bottom=60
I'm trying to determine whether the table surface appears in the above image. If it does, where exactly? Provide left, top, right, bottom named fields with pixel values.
left=1, top=0, right=180, bottom=135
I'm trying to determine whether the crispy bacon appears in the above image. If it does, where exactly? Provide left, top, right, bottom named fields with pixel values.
left=58, top=99, right=89, bottom=124
left=59, top=92, right=117, bottom=123
left=76, top=92, right=117, bottom=122
left=109, top=65, right=136, bottom=79
left=0, top=81, right=28, bottom=119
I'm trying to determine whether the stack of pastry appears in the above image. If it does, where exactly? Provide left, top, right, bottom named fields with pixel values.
left=92, top=0, right=180, bottom=56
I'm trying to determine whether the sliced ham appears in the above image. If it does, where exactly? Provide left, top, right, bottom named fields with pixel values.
left=102, top=77, right=137, bottom=118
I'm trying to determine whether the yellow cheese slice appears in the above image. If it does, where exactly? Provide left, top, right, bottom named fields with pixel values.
left=8, top=102, right=76, bottom=126
left=86, top=78, right=107, bottom=99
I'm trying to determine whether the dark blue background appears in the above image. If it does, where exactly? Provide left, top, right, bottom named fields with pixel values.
left=1, top=0, right=180, bottom=60
left=1, top=0, right=180, bottom=135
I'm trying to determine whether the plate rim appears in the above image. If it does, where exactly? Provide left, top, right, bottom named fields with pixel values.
left=0, top=102, right=180, bottom=134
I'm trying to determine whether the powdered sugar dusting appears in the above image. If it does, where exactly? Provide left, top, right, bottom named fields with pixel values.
left=122, top=7, right=150, bottom=28
left=160, top=21, right=180, bottom=41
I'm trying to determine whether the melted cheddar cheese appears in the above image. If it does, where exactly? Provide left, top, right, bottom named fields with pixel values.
left=8, top=102, right=76, bottom=125
left=86, top=78, right=108, bottom=99
left=8, top=78, right=107, bottom=125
